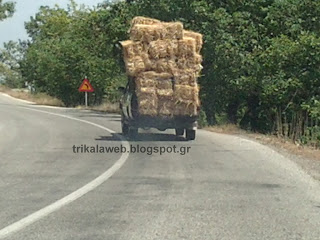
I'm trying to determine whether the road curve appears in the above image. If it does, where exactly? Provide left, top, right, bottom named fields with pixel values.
left=0, top=93, right=319, bottom=240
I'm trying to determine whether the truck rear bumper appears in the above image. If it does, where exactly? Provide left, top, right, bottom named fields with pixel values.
left=124, top=115, right=198, bottom=130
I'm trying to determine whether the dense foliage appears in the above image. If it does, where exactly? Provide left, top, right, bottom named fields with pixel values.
left=0, top=0, right=14, bottom=21
left=0, top=0, right=319, bottom=145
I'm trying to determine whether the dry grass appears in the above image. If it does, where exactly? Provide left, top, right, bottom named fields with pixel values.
left=76, top=102, right=120, bottom=114
left=0, top=86, right=64, bottom=107
left=206, top=124, right=320, bottom=161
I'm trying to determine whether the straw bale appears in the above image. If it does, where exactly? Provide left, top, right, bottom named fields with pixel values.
left=130, top=24, right=166, bottom=42
left=176, top=53, right=202, bottom=68
left=155, top=59, right=177, bottom=74
left=155, top=59, right=169, bottom=73
left=124, top=56, right=145, bottom=76
left=175, top=54, right=203, bottom=75
left=174, top=101, right=198, bottom=116
left=137, top=92, right=158, bottom=116
left=135, top=78, right=156, bottom=89
left=136, top=87, right=156, bottom=95
left=178, top=37, right=196, bottom=57
left=167, top=41, right=179, bottom=58
left=192, top=64, right=203, bottom=75
left=183, top=30, right=203, bottom=53
left=130, top=22, right=184, bottom=43
left=131, top=16, right=161, bottom=26
left=158, top=96, right=174, bottom=116
left=173, top=69, right=197, bottom=86
left=138, top=71, right=173, bottom=81
left=156, top=79, right=174, bottom=97
left=162, top=22, right=184, bottom=40
left=157, top=79, right=173, bottom=89
left=120, top=40, right=144, bottom=59
left=149, top=40, right=173, bottom=59
left=157, top=89, right=173, bottom=97
left=140, top=52, right=153, bottom=70
left=174, top=84, right=199, bottom=102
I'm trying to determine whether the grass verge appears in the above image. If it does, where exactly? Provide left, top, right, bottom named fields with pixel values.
left=76, top=102, right=120, bottom=114
left=0, top=86, right=120, bottom=113
left=0, top=86, right=64, bottom=107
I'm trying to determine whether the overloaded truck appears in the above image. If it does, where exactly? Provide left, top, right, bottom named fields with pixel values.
left=119, top=16, right=203, bottom=140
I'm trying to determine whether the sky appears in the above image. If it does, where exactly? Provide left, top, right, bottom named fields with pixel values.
left=0, top=0, right=104, bottom=46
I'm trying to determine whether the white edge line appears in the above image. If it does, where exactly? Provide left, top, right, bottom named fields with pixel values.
left=0, top=107, right=130, bottom=239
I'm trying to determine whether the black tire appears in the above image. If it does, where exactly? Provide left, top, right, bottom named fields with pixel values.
left=186, top=129, right=196, bottom=140
left=175, top=128, right=184, bottom=136
left=122, top=121, right=129, bottom=136
left=128, top=127, right=138, bottom=139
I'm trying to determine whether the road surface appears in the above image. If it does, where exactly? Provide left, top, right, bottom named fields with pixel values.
left=0, top=93, right=319, bottom=240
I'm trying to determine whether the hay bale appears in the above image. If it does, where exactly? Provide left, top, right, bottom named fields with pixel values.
left=157, top=79, right=173, bottom=89
left=174, top=84, right=199, bottom=102
left=140, top=52, right=153, bottom=70
left=162, top=22, right=184, bottom=40
left=155, top=59, right=169, bottom=73
left=137, top=92, right=158, bottom=116
left=131, top=16, right=161, bottom=26
left=138, top=71, right=173, bottom=81
left=174, top=101, right=198, bottom=116
left=176, top=54, right=203, bottom=75
left=120, top=40, right=143, bottom=59
left=130, top=24, right=166, bottom=42
left=157, top=79, right=173, bottom=97
left=178, top=37, right=196, bottom=57
left=130, top=22, right=184, bottom=43
left=135, top=78, right=156, bottom=89
left=158, top=96, right=174, bottom=116
left=173, top=69, right=197, bottom=86
left=155, top=59, right=177, bottom=74
left=122, top=17, right=203, bottom=117
left=176, top=53, right=202, bottom=67
left=157, top=89, right=173, bottom=97
left=167, top=41, right=179, bottom=58
left=124, top=56, right=146, bottom=76
left=149, top=40, right=173, bottom=59
left=192, top=64, right=203, bottom=76
left=136, top=87, right=156, bottom=95
left=183, top=30, right=203, bottom=53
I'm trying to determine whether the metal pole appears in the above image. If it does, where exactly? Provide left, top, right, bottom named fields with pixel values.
left=85, top=92, right=88, bottom=107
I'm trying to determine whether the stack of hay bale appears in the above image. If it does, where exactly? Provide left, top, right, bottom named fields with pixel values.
left=120, top=16, right=203, bottom=117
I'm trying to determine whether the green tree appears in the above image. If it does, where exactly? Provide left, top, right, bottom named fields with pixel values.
left=0, top=0, right=15, bottom=21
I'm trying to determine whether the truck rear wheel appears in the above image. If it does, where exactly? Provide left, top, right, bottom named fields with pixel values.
left=186, top=129, right=196, bottom=140
left=175, top=128, right=184, bottom=136
left=128, top=127, right=138, bottom=139
left=122, top=121, right=129, bottom=136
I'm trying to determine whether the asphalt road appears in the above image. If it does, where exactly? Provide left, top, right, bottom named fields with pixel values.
left=0, top=93, right=320, bottom=240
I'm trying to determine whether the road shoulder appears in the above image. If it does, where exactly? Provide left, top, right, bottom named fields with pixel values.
left=205, top=127, right=320, bottom=182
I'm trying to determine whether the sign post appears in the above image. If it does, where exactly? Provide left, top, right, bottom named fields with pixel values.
left=79, top=77, right=94, bottom=107
left=85, top=92, right=88, bottom=107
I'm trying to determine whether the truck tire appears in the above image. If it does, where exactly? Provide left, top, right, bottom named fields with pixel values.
left=122, top=121, right=129, bottom=136
left=186, top=129, right=196, bottom=140
left=175, top=128, right=184, bottom=136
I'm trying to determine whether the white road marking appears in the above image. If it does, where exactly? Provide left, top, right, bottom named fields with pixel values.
left=0, top=107, right=130, bottom=239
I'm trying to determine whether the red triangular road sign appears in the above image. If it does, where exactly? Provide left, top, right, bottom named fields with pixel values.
left=79, top=78, right=94, bottom=92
